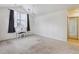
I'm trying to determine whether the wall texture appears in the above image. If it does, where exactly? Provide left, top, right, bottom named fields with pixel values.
left=32, top=10, right=67, bottom=41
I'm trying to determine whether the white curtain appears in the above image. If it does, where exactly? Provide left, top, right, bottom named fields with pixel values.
left=14, top=11, right=27, bottom=33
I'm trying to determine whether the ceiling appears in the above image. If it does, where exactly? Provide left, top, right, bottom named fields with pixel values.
left=0, top=4, right=79, bottom=15
left=0, top=4, right=20, bottom=8
left=22, top=4, right=79, bottom=15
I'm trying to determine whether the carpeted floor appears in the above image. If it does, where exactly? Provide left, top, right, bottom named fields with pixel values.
left=0, top=35, right=79, bottom=54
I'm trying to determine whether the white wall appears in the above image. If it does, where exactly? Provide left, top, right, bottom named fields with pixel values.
left=29, top=14, right=35, bottom=34
left=0, top=9, right=16, bottom=41
left=32, top=10, right=67, bottom=41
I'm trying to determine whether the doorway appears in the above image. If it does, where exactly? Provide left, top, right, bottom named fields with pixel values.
left=67, top=17, right=79, bottom=46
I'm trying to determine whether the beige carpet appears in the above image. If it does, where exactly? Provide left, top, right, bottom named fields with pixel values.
left=0, top=35, right=79, bottom=54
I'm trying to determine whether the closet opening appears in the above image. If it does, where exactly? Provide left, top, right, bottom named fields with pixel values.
left=67, top=8, right=79, bottom=46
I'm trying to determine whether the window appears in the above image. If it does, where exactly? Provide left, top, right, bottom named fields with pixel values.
left=14, top=11, right=27, bottom=32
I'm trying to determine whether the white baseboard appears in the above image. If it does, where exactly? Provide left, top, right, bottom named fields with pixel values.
left=33, top=33, right=67, bottom=42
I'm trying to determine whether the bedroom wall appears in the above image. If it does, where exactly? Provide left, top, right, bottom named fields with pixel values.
left=29, top=14, right=35, bottom=34
left=32, top=10, right=67, bottom=41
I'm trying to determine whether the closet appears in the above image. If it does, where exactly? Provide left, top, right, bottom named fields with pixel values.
left=67, top=17, right=79, bottom=40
